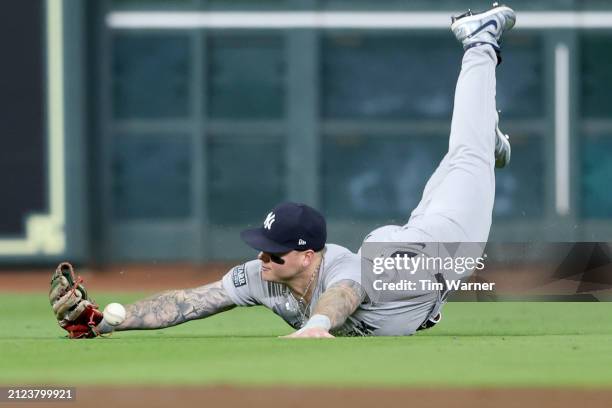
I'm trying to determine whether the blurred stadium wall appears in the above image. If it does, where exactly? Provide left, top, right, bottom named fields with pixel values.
left=1, top=0, right=611, bottom=263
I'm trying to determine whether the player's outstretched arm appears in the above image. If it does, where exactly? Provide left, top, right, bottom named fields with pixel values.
left=98, top=280, right=235, bottom=334
left=284, top=279, right=366, bottom=338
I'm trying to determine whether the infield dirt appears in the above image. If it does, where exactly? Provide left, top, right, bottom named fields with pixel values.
left=7, top=387, right=612, bottom=408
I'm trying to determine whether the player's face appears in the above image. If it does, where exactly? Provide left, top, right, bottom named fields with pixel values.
left=259, top=250, right=309, bottom=282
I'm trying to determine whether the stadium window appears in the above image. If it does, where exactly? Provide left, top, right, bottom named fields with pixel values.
left=207, top=34, right=286, bottom=119
left=321, top=33, right=458, bottom=119
left=579, top=34, right=612, bottom=218
left=112, top=33, right=191, bottom=119
left=321, top=133, right=447, bottom=220
left=112, top=133, right=192, bottom=220
left=207, top=136, right=286, bottom=224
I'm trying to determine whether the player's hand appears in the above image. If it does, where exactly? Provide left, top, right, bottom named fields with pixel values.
left=281, top=327, right=335, bottom=338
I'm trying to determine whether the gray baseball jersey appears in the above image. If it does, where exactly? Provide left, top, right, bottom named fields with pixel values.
left=222, top=243, right=439, bottom=336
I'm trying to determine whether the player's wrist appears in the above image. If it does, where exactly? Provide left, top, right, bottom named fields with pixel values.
left=96, top=319, right=116, bottom=335
left=301, top=314, right=332, bottom=332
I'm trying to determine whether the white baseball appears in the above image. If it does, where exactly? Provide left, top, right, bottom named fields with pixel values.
left=103, top=303, right=126, bottom=326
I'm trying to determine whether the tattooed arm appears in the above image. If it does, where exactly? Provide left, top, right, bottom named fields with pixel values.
left=97, top=280, right=235, bottom=334
left=284, top=279, right=367, bottom=338
left=312, top=279, right=366, bottom=328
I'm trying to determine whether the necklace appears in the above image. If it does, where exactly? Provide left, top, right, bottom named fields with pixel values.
left=293, top=252, right=324, bottom=318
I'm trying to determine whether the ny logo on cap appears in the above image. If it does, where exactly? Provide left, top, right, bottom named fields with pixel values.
left=298, top=239, right=307, bottom=246
left=263, top=212, right=276, bottom=230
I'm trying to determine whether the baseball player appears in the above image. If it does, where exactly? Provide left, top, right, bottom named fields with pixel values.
left=49, top=3, right=515, bottom=338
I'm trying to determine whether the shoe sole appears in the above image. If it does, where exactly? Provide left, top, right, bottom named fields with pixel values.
left=450, top=5, right=515, bottom=33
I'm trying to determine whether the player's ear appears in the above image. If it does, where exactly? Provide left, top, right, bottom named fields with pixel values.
left=301, top=250, right=316, bottom=267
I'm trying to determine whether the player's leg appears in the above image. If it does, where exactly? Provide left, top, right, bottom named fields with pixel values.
left=420, top=45, right=498, bottom=241
left=404, top=4, right=515, bottom=242
left=408, top=5, right=513, bottom=226
left=363, top=4, right=515, bottom=245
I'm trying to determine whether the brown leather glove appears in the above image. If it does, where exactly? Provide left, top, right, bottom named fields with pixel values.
left=49, top=262, right=103, bottom=338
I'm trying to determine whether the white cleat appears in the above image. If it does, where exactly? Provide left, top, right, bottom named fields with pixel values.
left=451, top=2, right=516, bottom=56
left=494, top=111, right=511, bottom=168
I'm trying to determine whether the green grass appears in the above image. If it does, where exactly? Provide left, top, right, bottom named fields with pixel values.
left=1, top=292, right=611, bottom=387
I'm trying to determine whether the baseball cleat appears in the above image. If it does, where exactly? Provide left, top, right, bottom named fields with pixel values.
left=451, top=3, right=516, bottom=53
left=494, top=111, right=511, bottom=168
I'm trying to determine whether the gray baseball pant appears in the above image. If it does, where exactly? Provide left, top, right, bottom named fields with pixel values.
left=364, top=45, right=498, bottom=245
left=360, top=46, right=499, bottom=332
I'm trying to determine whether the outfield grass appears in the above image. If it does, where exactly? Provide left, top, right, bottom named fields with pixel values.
left=1, top=292, right=611, bottom=387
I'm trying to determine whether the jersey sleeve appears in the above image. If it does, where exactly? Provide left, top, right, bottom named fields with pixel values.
left=322, top=252, right=363, bottom=290
left=322, top=250, right=382, bottom=304
left=221, top=260, right=264, bottom=307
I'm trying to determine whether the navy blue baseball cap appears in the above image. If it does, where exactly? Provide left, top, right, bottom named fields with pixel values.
left=240, top=202, right=327, bottom=253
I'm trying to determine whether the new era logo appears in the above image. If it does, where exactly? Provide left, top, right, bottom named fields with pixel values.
left=298, top=239, right=307, bottom=246
left=263, top=212, right=276, bottom=230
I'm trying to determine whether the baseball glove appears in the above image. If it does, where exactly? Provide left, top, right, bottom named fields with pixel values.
left=49, top=262, right=103, bottom=339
